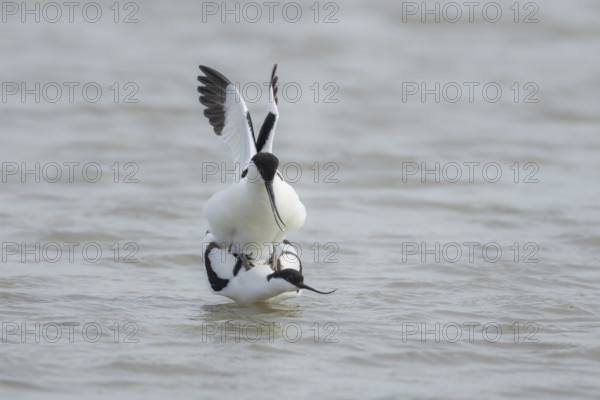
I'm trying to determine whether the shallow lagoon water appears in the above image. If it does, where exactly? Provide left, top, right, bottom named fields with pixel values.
left=1, top=1, right=600, bottom=399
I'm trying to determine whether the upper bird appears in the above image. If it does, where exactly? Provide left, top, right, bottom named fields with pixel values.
left=198, top=65, right=306, bottom=263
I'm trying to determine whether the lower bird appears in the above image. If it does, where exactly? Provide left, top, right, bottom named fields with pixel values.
left=202, top=232, right=335, bottom=303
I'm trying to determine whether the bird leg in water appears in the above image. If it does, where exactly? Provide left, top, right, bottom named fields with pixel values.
left=270, top=250, right=278, bottom=272
left=238, top=253, right=253, bottom=271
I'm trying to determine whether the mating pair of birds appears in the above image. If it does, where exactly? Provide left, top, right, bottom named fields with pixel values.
left=198, top=64, right=335, bottom=303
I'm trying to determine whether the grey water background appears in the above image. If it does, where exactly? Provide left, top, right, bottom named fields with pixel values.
left=1, top=0, right=600, bottom=398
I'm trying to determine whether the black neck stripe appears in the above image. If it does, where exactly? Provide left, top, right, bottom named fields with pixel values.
left=256, top=112, right=276, bottom=152
left=233, top=258, right=243, bottom=276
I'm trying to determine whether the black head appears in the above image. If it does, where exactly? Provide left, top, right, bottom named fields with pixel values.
left=268, top=269, right=337, bottom=295
left=249, top=152, right=286, bottom=232
left=268, top=268, right=304, bottom=286
left=251, top=152, right=279, bottom=182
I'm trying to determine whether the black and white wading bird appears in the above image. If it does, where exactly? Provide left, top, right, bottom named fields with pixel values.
left=198, top=65, right=335, bottom=302
left=202, top=232, right=334, bottom=303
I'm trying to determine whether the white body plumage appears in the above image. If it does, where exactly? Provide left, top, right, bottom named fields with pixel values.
left=202, top=232, right=305, bottom=303
left=203, top=163, right=306, bottom=262
left=197, top=65, right=334, bottom=302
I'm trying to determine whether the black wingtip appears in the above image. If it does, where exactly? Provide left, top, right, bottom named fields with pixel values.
left=198, top=65, right=213, bottom=75
left=197, top=65, right=232, bottom=136
left=198, top=65, right=232, bottom=86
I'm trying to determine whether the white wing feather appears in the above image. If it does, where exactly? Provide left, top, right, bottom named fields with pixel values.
left=255, top=64, right=279, bottom=153
left=198, top=66, right=257, bottom=173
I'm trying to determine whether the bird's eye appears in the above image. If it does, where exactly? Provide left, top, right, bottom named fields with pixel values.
left=241, top=169, right=248, bottom=178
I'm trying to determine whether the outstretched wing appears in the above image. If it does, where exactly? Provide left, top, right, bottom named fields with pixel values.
left=198, top=65, right=257, bottom=172
left=256, top=64, right=279, bottom=154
